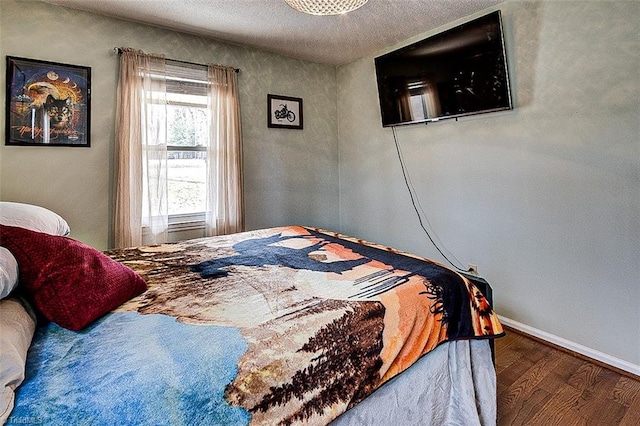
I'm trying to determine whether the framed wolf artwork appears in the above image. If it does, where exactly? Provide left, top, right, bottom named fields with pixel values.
left=5, top=56, right=91, bottom=147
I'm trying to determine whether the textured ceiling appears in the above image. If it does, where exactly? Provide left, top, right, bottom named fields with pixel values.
left=40, top=0, right=504, bottom=65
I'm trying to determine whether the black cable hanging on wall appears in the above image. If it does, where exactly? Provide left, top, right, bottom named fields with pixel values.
left=391, top=126, right=467, bottom=272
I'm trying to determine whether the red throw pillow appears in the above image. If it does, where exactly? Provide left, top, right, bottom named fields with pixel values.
left=0, top=224, right=147, bottom=331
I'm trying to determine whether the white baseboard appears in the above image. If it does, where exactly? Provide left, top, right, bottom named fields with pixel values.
left=498, top=315, right=640, bottom=377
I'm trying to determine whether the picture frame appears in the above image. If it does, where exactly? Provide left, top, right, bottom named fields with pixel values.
left=5, top=56, right=91, bottom=147
left=267, top=94, right=303, bottom=130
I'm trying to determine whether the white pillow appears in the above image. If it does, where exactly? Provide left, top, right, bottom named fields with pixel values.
left=0, top=248, right=19, bottom=299
left=0, top=202, right=70, bottom=236
left=0, top=297, right=37, bottom=425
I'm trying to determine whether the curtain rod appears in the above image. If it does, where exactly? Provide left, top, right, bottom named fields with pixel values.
left=113, top=47, right=239, bottom=73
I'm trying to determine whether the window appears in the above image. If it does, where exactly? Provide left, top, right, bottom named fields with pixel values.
left=114, top=49, right=243, bottom=248
left=165, top=63, right=209, bottom=228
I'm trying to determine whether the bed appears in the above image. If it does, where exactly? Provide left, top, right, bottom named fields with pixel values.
left=0, top=203, right=503, bottom=425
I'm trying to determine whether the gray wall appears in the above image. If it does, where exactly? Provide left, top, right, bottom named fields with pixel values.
left=337, top=0, right=639, bottom=366
left=0, top=0, right=339, bottom=249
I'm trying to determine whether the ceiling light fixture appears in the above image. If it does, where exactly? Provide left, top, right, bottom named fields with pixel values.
left=285, top=0, right=368, bottom=16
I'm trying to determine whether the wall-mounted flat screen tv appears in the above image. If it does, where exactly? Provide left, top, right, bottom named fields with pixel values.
left=374, top=10, right=512, bottom=127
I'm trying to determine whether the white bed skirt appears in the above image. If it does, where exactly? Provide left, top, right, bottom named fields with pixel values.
left=332, top=339, right=496, bottom=426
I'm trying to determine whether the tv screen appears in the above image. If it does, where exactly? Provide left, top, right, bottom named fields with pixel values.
left=374, top=10, right=512, bottom=127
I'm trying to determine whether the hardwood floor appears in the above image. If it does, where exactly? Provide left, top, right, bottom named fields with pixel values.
left=495, top=327, right=640, bottom=425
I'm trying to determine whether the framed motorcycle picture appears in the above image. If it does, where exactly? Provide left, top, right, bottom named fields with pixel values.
left=267, top=94, right=303, bottom=130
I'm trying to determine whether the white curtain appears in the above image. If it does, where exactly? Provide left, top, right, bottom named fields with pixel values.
left=114, top=48, right=168, bottom=247
left=114, top=50, right=244, bottom=248
left=205, top=65, right=244, bottom=236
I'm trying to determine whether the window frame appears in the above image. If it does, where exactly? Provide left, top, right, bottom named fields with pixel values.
left=163, top=62, right=210, bottom=232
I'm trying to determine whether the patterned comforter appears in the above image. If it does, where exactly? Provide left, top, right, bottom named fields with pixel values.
left=12, top=226, right=503, bottom=425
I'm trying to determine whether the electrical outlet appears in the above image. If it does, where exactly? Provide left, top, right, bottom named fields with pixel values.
left=467, top=263, right=478, bottom=276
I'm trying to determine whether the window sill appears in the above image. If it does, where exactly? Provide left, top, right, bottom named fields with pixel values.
left=168, top=220, right=205, bottom=233
left=141, top=214, right=206, bottom=243
left=168, top=212, right=205, bottom=233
